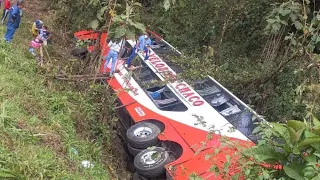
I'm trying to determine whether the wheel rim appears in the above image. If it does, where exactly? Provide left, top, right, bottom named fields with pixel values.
left=140, top=151, right=161, bottom=165
left=134, top=127, right=153, bottom=138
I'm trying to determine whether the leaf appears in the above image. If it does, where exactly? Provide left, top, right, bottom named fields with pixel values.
left=283, top=166, right=304, bottom=180
left=284, top=35, right=292, bottom=41
left=280, top=20, right=288, bottom=25
left=252, top=145, right=283, bottom=163
left=97, top=6, right=108, bottom=21
left=304, top=166, right=316, bottom=178
left=89, top=19, right=100, bottom=30
left=293, top=21, right=303, bottom=30
left=252, top=126, right=261, bottom=134
left=287, top=126, right=303, bottom=144
left=298, top=137, right=320, bottom=147
left=133, top=2, right=142, bottom=7
left=130, top=22, right=146, bottom=32
left=303, top=154, right=316, bottom=163
left=0, top=172, right=15, bottom=178
left=287, top=120, right=306, bottom=131
left=290, top=13, right=298, bottom=21
left=312, top=128, right=320, bottom=136
left=271, top=123, right=288, bottom=137
left=312, top=115, right=320, bottom=127
left=112, top=15, right=123, bottom=23
left=311, top=174, right=320, bottom=180
left=164, top=0, right=171, bottom=11
left=114, top=26, right=126, bottom=39
left=125, top=28, right=135, bottom=40
left=305, top=131, right=317, bottom=138
left=266, top=19, right=276, bottom=24
left=293, top=145, right=300, bottom=154
left=279, top=9, right=291, bottom=16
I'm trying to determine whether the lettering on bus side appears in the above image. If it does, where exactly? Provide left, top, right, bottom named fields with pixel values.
left=118, top=71, right=139, bottom=96
left=175, top=83, right=205, bottom=106
left=147, top=53, right=176, bottom=80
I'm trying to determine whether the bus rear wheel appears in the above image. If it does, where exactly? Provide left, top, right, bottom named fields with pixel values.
left=132, top=172, right=148, bottom=180
left=126, top=122, right=160, bottom=149
left=134, top=147, right=171, bottom=178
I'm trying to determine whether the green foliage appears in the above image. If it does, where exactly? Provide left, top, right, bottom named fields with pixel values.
left=108, top=1, right=146, bottom=40
left=214, top=115, right=320, bottom=179
left=0, top=18, right=114, bottom=179
left=47, top=0, right=107, bottom=33
left=265, top=0, right=320, bottom=54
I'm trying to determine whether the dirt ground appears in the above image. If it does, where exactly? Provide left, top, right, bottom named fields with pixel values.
left=21, top=0, right=132, bottom=179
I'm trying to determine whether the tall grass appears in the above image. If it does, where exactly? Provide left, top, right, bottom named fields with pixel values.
left=0, top=15, right=114, bottom=180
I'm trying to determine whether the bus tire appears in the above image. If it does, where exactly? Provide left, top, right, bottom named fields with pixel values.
left=128, top=142, right=161, bottom=157
left=134, top=147, right=170, bottom=178
left=126, top=122, right=160, bottom=149
left=71, top=47, right=88, bottom=58
left=128, top=143, right=143, bottom=157
left=132, top=172, right=148, bottom=180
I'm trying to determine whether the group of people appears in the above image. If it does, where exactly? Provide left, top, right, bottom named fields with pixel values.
left=1, top=0, right=51, bottom=65
left=103, top=33, right=152, bottom=77
left=2, top=0, right=23, bottom=43
left=28, top=19, right=51, bottom=64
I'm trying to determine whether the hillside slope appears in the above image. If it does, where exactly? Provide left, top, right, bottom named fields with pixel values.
left=0, top=11, right=123, bottom=180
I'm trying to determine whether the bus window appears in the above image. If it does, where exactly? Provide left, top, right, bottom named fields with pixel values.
left=145, top=85, right=187, bottom=112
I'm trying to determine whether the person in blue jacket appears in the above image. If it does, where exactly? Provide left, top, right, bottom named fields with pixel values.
left=4, top=0, right=23, bottom=43
left=125, top=33, right=151, bottom=68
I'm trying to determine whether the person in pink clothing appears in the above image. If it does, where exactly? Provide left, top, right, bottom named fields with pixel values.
left=28, top=35, right=44, bottom=65
left=1, top=0, right=11, bottom=24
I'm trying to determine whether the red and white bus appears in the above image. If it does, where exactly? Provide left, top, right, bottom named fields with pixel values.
left=74, top=30, right=262, bottom=180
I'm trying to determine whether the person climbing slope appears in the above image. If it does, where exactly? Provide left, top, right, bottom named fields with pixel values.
left=28, top=35, right=44, bottom=65
left=31, top=19, right=43, bottom=37
left=39, top=25, right=51, bottom=45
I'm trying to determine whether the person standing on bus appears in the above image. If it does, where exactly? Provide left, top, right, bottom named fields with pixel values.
left=144, top=44, right=151, bottom=60
left=103, top=39, right=123, bottom=77
left=125, top=33, right=151, bottom=68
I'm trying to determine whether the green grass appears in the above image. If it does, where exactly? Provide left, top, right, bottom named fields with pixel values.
left=0, top=16, right=112, bottom=180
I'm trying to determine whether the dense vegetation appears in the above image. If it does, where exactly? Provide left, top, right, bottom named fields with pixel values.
left=46, top=0, right=320, bottom=179
left=1, top=0, right=319, bottom=179
left=47, top=0, right=320, bottom=122
left=0, top=13, right=129, bottom=179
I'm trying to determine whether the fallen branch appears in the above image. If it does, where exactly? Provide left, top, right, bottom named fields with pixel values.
left=53, top=73, right=110, bottom=81
left=115, top=101, right=136, bottom=109
left=54, top=76, right=110, bottom=81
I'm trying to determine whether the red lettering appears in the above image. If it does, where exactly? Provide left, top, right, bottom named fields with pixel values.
left=193, top=101, right=205, bottom=106
left=189, top=96, right=200, bottom=102
left=148, top=55, right=158, bottom=61
left=167, top=73, right=177, bottom=79
left=155, top=63, right=165, bottom=68
left=179, top=87, right=191, bottom=93
left=158, top=67, right=169, bottom=72
left=175, top=83, right=186, bottom=90
left=121, top=75, right=139, bottom=96
left=151, top=60, right=161, bottom=64
left=183, top=92, right=194, bottom=98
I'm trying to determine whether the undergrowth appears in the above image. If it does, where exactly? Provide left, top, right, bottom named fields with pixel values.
left=0, top=15, right=121, bottom=179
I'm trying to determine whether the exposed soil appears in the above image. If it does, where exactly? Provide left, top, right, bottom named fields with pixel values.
left=22, top=1, right=132, bottom=179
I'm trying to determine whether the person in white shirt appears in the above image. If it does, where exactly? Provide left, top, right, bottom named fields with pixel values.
left=103, top=39, right=123, bottom=76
